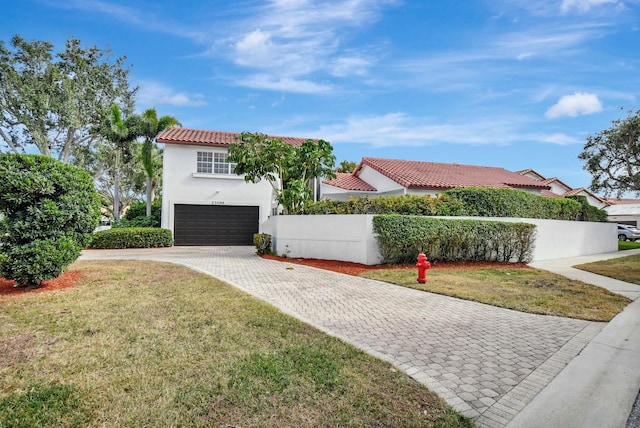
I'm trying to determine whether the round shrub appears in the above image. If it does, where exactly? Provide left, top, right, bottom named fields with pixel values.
left=0, top=154, right=101, bottom=286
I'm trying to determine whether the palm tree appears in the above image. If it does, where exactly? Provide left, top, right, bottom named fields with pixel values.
left=103, top=104, right=139, bottom=220
left=139, top=109, right=181, bottom=216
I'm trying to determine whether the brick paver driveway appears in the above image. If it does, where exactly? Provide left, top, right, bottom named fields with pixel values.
left=80, top=246, right=604, bottom=427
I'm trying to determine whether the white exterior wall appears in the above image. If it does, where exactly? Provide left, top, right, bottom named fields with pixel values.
left=606, top=204, right=640, bottom=226
left=261, top=215, right=381, bottom=265
left=463, top=217, right=618, bottom=261
left=548, top=181, right=571, bottom=195
left=262, top=215, right=617, bottom=265
left=161, top=144, right=275, bottom=234
left=357, top=166, right=406, bottom=194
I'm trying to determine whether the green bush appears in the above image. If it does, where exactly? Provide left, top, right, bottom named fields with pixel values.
left=89, top=227, right=172, bottom=249
left=0, top=154, right=101, bottom=286
left=304, top=194, right=463, bottom=216
left=373, top=215, right=536, bottom=264
left=112, top=200, right=161, bottom=228
left=304, top=188, right=607, bottom=222
left=442, top=187, right=586, bottom=220
left=253, top=233, right=273, bottom=255
left=566, top=195, right=608, bottom=222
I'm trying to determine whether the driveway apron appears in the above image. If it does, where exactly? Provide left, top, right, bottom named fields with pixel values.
left=80, top=247, right=603, bottom=427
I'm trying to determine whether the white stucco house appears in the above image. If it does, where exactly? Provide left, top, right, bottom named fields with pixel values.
left=321, top=158, right=551, bottom=200
left=157, top=128, right=611, bottom=246
left=157, top=127, right=312, bottom=246
left=605, top=199, right=640, bottom=227
left=517, top=169, right=608, bottom=209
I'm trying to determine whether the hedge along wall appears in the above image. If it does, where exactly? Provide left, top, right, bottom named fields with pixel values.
left=372, top=215, right=536, bottom=264
left=261, top=215, right=615, bottom=264
left=304, top=187, right=608, bottom=222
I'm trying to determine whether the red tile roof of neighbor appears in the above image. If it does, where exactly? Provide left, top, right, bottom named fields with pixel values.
left=323, top=173, right=377, bottom=192
left=607, top=198, right=640, bottom=205
left=355, top=158, right=550, bottom=190
left=156, top=127, right=311, bottom=147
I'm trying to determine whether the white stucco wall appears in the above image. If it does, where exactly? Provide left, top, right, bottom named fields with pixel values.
left=357, top=166, right=405, bottom=194
left=463, top=217, right=618, bottom=261
left=261, top=215, right=381, bottom=265
left=261, top=215, right=617, bottom=265
left=161, top=144, right=275, bottom=234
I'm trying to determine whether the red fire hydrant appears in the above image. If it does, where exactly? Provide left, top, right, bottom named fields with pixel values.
left=416, top=252, right=431, bottom=283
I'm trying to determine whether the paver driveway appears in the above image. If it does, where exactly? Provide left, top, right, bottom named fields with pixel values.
left=80, top=246, right=604, bottom=427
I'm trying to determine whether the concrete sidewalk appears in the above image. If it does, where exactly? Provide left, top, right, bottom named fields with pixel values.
left=79, top=247, right=640, bottom=427
left=508, top=249, right=640, bottom=428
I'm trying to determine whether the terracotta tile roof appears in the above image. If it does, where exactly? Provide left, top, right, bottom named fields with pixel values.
left=541, top=190, right=563, bottom=198
left=356, top=158, right=550, bottom=190
left=156, top=127, right=311, bottom=147
left=517, top=169, right=546, bottom=180
left=323, top=173, right=377, bottom=192
left=606, top=198, right=640, bottom=205
left=539, top=177, right=573, bottom=191
left=562, top=188, right=606, bottom=203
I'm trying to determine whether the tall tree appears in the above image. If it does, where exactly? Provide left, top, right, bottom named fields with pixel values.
left=0, top=35, right=135, bottom=162
left=100, top=104, right=140, bottom=220
left=578, top=109, right=640, bottom=196
left=139, top=109, right=180, bottom=216
left=335, top=160, right=358, bottom=173
left=228, top=132, right=335, bottom=214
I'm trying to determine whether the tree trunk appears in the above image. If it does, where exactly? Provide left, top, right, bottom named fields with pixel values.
left=113, top=151, right=121, bottom=221
left=146, top=177, right=152, bottom=217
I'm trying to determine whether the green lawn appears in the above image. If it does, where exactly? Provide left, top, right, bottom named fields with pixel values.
left=575, top=254, right=640, bottom=285
left=362, top=265, right=629, bottom=321
left=619, top=240, right=640, bottom=251
left=0, top=261, right=473, bottom=428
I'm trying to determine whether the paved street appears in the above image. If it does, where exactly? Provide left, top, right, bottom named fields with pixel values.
left=80, top=246, right=606, bottom=427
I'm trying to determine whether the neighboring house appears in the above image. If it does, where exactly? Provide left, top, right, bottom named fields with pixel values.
left=605, top=198, right=640, bottom=227
left=517, top=169, right=608, bottom=209
left=157, top=127, right=311, bottom=246
left=321, top=157, right=550, bottom=200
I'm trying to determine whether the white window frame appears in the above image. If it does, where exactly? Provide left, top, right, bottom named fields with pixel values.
left=197, top=151, right=237, bottom=175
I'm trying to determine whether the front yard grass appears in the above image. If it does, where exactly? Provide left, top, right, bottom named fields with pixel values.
left=575, top=254, right=640, bottom=285
left=361, top=266, right=629, bottom=321
left=0, top=261, right=472, bottom=428
left=619, top=240, right=640, bottom=251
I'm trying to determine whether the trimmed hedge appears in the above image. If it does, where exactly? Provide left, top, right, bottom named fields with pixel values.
left=442, top=187, right=583, bottom=220
left=373, top=215, right=536, bottom=264
left=89, top=227, right=172, bottom=249
left=303, top=187, right=608, bottom=222
left=112, top=200, right=161, bottom=228
left=304, top=194, right=462, bottom=216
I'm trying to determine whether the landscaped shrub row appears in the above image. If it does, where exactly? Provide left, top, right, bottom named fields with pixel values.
left=373, top=215, right=536, bottom=264
left=89, top=227, right=172, bottom=249
left=304, top=194, right=460, bottom=216
left=112, top=200, right=161, bottom=228
left=304, top=187, right=607, bottom=222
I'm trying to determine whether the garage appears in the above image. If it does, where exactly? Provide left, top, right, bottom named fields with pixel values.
left=174, top=204, right=259, bottom=246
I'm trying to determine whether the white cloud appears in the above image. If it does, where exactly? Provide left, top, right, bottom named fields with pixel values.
left=235, top=74, right=334, bottom=94
left=136, top=81, right=206, bottom=107
left=545, top=92, right=603, bottom=119
left=306, top=113, right=530, bottom=147
left=542, top=133, right=583, bottom=145
left=561, top=0, right=619, bottom=14
left=331, top=56, right=370, bottom=77
left=218, top=0, right=393, bottom=90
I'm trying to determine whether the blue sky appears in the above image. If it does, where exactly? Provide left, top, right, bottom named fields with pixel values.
left=3, top=0, right=639, bottom=191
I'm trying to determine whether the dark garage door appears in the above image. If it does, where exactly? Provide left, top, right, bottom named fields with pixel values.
left=174, top=204, right=259, bottom=246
